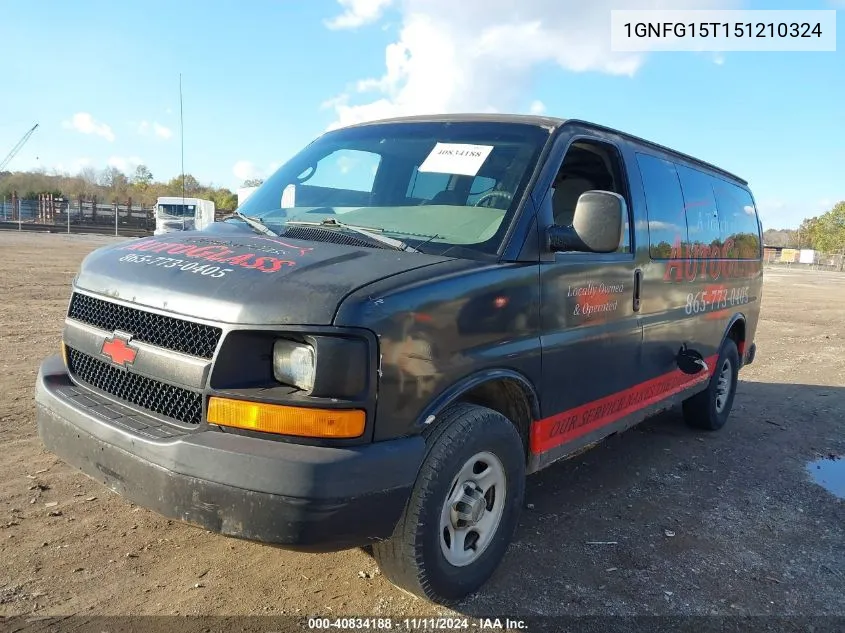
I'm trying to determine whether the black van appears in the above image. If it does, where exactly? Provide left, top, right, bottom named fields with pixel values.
left=35, top=114, right=763, bottom=605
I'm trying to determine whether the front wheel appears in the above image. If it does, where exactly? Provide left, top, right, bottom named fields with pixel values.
left=372, top=403, right=525, bottom=604
left=682, top=337, right=740, bottom=431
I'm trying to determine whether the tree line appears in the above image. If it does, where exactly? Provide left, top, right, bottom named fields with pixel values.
left=0, top=165, right=241, bottom=211
left=762, top=202, right=845, bottom=253
left=2, top=165, right=843, bottom=252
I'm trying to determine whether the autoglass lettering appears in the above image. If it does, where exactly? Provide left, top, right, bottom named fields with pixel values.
left=206, top=248, right=236, bottom=261
left=709, top=257, right=721, bottom=279
left=183, top=245, right=228, bottom=258
left=218, top=253, right=256, bottom=266
left=165, top=244, right=193, bottom=255
left=244, top=256, right=291, bottom=273
left=116, top=239, right=306, bottom=274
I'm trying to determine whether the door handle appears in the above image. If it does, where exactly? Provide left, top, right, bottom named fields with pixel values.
left=633, top=268, right=642, bottom=312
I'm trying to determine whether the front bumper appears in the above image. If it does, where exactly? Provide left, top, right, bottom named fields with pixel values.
left=35, top=354, right=424, bottom=552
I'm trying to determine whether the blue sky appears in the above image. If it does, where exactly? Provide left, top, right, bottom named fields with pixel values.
left=1, top=0, right=842, bottom=229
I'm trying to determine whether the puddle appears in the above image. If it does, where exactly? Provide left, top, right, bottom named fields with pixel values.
left=807, top=455, right=845, bottom=499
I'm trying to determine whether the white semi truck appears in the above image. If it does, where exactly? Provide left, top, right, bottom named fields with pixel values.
left=153, top=196, right=216, bottom=235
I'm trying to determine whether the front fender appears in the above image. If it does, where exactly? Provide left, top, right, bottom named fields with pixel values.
left=413, top=368, right=541, bottom=434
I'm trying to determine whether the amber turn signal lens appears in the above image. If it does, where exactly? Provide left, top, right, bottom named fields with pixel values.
left=207, top=397, right=365, bottom=439
left=61, top=342, right=68, bottom=366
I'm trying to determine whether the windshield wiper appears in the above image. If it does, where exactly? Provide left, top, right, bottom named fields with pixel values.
left=233, top=210, right=279, bottom=237
left=284, top=218, right=419, bottom=253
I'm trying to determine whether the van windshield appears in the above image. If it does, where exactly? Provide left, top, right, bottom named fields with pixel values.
left=158, top=204, right=196, bottom=218
left=236, top=120, right=551, bottom=256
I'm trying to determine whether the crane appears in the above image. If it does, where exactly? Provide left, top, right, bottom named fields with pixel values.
left=0, top=123, right=39, bottom=172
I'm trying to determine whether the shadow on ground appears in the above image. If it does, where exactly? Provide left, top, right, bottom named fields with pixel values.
left=370, top=380, right=845, bottom=617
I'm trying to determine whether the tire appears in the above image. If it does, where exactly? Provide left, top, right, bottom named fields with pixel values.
left=682, top=337, right=740, bottom=431
left=372, top=403, right=526, bottom=605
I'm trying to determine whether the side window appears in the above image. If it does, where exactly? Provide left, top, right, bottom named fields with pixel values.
left=466, top=176, right=498, bottom=205
left=405, top=167, right=453, bottom=203
left=676, top=165, right=721, bottom=252
left=301, top=149, right=381, bottom=196
left=551, top=140, right=632, bottom=254
left=713, top=179, right=761, bottom=259
left=636, top=153, right=687, bottom=259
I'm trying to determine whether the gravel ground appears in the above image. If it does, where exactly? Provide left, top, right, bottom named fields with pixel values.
left=0, top=232, right=842, bottom=625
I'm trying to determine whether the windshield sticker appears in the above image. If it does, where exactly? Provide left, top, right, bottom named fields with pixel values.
left=418, top=143, right=494, bottom=177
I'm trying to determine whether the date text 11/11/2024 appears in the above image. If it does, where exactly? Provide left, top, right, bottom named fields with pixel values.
left=306, top=617, right=528, bottom=630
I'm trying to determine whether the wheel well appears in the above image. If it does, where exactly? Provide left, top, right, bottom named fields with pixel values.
left=726, top=318, right=746, bottom=356
left=458, top=379, right=535, bottom=461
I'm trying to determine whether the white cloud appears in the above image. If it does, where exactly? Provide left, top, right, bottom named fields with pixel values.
left=232, top=160, right=285, bottom=183
left=73, top=157, right=92, bottom=172
left=137, top=120, right=173, bottom=140
left=326, top=0, right=394, bottom=29
left=337, top=155, right=356, bottom=174
left=46, top=157, right=92, bottom=175
left=62, top=112, right=115, bottom=142
left=107, top=156, right=144, bottom=173
left=233, top=160, right=264, bottom=182
left=529, top=100, right=546, bottom=115
left=324, top=0, right=739, bottom=130
left=153, top=123, right=173, bottom=139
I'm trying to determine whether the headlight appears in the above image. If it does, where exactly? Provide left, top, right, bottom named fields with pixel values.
left=273, top=339, right=316, bottom=392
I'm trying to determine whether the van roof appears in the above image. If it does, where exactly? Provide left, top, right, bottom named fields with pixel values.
left=344, top=113, right=748, bottom=186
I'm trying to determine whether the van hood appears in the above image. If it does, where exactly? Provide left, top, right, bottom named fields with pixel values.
left=73, top=229, right=453, bottom=325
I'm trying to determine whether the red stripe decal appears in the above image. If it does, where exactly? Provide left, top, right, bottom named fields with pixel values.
left=530, top=354, right=718, bottom=454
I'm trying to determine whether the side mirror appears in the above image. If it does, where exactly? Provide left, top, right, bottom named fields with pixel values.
left=547, top=190, right=625, bottom=254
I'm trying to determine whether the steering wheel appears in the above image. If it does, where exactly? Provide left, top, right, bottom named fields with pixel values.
left=473, top=190, right=513, bottom=208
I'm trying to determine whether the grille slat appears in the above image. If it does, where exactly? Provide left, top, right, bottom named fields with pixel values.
left=68, top=293, right=221, bottom=359
left=67, top=348, right=202, bottom=425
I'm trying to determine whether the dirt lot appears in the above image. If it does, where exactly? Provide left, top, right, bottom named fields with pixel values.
left=0, top=232, right=843, bottom=620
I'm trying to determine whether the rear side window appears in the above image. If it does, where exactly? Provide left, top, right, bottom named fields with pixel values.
left=713, top=180, right=761, bottom=259
left=676, top=165, right=723, bottom=253
left=636, top=153, right=688, bottom=259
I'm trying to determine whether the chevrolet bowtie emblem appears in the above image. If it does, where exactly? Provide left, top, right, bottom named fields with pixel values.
left=101, top=334, right=137, bottom=367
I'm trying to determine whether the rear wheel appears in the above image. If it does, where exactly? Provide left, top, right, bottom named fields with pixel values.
left=683, top=337, right=739, bottom=431
left=373, top=403, right=525, bottom=604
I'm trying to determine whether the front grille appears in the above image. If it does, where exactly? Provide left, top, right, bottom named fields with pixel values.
left=66, top=347, right=202, bottom=425
left=68, top=293, right=221, bottom=359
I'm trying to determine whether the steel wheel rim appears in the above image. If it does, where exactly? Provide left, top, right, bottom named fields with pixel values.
left=715, top=358, right=733, bottom=413
left=439, top=451, right=507, bottom=567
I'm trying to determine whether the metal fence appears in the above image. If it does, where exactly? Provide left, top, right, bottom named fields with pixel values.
left=0, top=198, right=155, bottom=236
left=764, top=248, right=845, bottom=272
